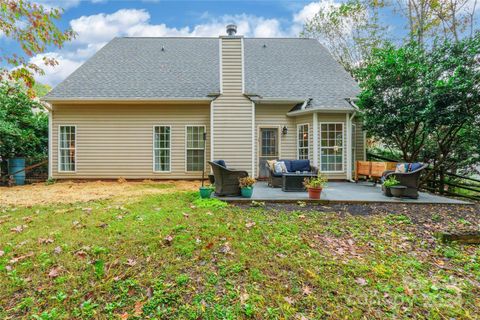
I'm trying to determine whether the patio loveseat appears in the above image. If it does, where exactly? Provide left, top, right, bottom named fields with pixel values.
left=208, top=160, right=248, bottom=196
left=265, top=159, right=318, bottom=188
left=381, top=163, right=428, bottom=199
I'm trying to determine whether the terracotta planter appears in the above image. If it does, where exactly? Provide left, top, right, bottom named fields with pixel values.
left=307, top=187, right=322, bottom=199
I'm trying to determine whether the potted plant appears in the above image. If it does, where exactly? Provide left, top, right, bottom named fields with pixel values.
left=239, top=177, right=256, bottom=198
left=303, top=173, right=327, bottom=199
left=199, top=184, right=214, bottom=199
left=382, top=176, right=400, bottom=197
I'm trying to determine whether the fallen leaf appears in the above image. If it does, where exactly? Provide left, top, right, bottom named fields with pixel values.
left=284, top=296, right=294, bottom=305
left=404, top=286, right=413, bottom=296
left=134, top=301, right=144, bottom=316
left=126, top=259, right=137, bottom=267
left=190, top=205, right=197, bottom=209
left=164, top=235, right=174, bottom=244
left=82, top=207, right=92, bottom=214
left=97, top=223, right=108, bottom=228
left=9, top=252, right=34, bottom=264
left=146, top=287, right=154, bottom=299
left=54, top=246, right=62, bottom=254
left=206, top=242, right=214, bottom=249
left=302, top=286, right=312, bottom=295
left=0, top=250, right=4, bottom=257
left=10, top=225, right=27, bottom=233
left=183, top=213, right=189, bottom=218
left=38, top=238, right=54, bottom=244
left=75, top=251, right=88, bottom=259
left=48, top=267, right=61, bottom=278
left=119, top=312, right=129, bottom=320
left=245, top=221, right=256, bottom=228
left=240, top=293, right=249, bottom=304
left=23, top=216, right=33, bottom=223
left=219, top=242, right=231, bottom=254
left=355, top=277, right=367, bottom=286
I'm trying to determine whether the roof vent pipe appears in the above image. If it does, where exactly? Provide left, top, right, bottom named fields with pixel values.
left=226, top=24, right=237, bottom=36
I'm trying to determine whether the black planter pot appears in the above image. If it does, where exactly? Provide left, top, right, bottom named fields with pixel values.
left=390, top=186, right=407, bottom=198
left=382, top=185, right=393, bottom=197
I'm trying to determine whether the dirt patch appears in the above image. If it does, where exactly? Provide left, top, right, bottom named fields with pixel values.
left=0, top=180, right=200, bottom=207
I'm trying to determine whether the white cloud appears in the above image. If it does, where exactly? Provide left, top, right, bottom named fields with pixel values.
left=70, top=9, right=151, bottom=43
left=30, top=53, right=83, bottom=86
left=34, top=2, right=332, bottom=85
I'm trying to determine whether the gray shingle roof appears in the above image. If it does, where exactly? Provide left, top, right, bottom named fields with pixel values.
left=245, top=38, right=359, bottom=110
left=45, top=37, right=359, bottom=109
left=46, top=37, right=220, bottom=99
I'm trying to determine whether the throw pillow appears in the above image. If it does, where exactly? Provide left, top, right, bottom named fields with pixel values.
left=395, top=163, right=407, bottom=173
left=266, top=160, right=277, bottom=171
left=274, top=162, right=284, bottom=174
left=409, top=162, right=422, bottom=172
left=274, top=161, right=288, bottom=174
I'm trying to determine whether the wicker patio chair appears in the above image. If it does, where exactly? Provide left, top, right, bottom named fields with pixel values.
left=208, top=161, right=248, bottom=196
left=382, top=163, right=428, bottom=199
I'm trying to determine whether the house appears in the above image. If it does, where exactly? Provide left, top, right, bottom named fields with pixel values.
left=43, top=25, right=365, bottom=181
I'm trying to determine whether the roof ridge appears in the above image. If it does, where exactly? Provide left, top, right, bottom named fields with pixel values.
left=117, top=36, right=314, bottom=40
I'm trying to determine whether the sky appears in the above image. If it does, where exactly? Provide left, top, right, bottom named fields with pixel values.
left=1, top=0, right=476, bottom=87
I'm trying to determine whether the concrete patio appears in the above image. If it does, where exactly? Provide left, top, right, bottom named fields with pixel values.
left=216, top=181, right=470, bottom=204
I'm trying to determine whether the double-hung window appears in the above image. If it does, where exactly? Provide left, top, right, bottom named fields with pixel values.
left=59, top=125, right=76, bottom=172
left=297, top=124, right=309, bottom=160
left=186, top=126, right=205, bottom=171
left=320, top=123, right=344, bottom=172
left=154, top=126, right=171, bottom=172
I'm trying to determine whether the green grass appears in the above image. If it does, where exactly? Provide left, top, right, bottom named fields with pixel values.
left=0, top=191, right=479, bottom=319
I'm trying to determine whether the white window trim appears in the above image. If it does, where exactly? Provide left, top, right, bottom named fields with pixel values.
left=185, top=125, right=206, bottom=172
left=319, top=122, right=345, bottom=173
left=296, top=123, right=310, bottom=160
left=57, top=125, right=77, bottom=173
left=152, top=125, right=172, bottom=173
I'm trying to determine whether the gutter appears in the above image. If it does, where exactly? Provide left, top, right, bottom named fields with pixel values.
left=41, top=97, right=215, bottom=104
left=287, top=107, right=355, bottom=116
left=246, top=96, right=306, bottom=104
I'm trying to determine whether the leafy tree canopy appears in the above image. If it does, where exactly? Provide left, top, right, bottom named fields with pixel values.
left=0, top=81, right=48, bottom=161
left=0, top=0, right=74, bottom=96
left=355, top=32, right=480, bottom=179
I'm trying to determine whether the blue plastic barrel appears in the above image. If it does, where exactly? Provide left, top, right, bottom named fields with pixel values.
left=8, top=158, right=26, bottom=186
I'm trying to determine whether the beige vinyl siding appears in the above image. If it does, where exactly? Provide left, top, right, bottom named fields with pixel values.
left=353, top=118, right=365, bottom=163
left=212, top=37, right=253, bottom=173
left=317, top=113, right=347, bottom=179
left=51, top=104, right=210, bottom=179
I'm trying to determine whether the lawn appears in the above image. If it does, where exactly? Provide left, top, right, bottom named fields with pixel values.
left=0, top=182, right=479, bottom=319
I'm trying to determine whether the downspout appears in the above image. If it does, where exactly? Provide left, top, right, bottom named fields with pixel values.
left=313, top=112, right=318, bottom=167
left=346, top=98, right=358, bottom=182
left=347, top=111, right=356, bottom=182
left=46, top=104, right=53, bottom=179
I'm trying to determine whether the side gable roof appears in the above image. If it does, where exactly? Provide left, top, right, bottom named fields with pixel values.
left=45, top=37, right=359, bottom=109
left=45, top=37, right=220, bottom=100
